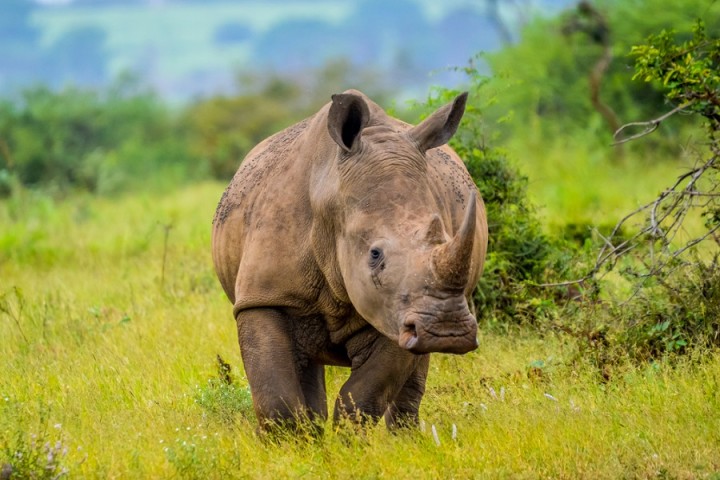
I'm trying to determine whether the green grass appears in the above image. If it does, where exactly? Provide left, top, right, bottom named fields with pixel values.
left=2, top=178, right=720, bottom=477
left=506, top=132, right=700, bottom=229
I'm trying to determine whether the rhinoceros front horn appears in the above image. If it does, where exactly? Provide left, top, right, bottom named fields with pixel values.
left=431, top=190, right=477, bottom=288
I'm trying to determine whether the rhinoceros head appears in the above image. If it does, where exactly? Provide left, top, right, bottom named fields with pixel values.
left=325, top=91, right=479, bottom=355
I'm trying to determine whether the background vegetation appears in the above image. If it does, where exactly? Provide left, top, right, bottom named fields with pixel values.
left=2, top=0, right=720, bottom=477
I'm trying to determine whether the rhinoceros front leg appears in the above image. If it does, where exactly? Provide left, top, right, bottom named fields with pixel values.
left=236, top=307, right=326, bottom=431
left=333, top=332, right=423, bottom=425
left=384, top=353, right=429, bottom=429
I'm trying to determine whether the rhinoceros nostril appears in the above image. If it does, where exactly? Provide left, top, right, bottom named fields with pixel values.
left=399, top=320, right=418, bottom=351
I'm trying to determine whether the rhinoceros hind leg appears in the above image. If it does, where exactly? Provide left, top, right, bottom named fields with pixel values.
left=384, top=353, right=430, bottom=429
left=236, top=308, right=317, bottom=432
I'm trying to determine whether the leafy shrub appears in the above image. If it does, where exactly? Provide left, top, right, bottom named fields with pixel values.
left=193, top=356, right=254, bottom=423
left=193, top=380, right=254, bottom=423
left=0, top=78, right=198, bottom=194
left=182, top=93, right=297, bottom=180
left=572, top=255, right=720, bottom=369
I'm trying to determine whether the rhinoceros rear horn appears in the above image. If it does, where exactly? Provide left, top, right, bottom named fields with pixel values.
left=432, top=190, right=477, bottom=288
left=328, top=93, right=371, bottom=153
left=408, top=92, right=468, bottom=152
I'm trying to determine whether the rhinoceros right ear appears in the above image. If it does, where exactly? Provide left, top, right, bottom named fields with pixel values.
left=328, top=93, right=370, bottom=153
left=408, top=92, right=468, bottom=152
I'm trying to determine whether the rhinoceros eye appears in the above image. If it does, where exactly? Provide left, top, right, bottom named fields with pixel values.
left=369, top=248, right=384, bottom=270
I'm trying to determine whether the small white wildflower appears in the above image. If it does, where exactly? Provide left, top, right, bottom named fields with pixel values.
left=480, top=403, right=488, bottom=411
left=54, top=423, right=62, bottom=429
left=186, top=427, right=191, bottom=431
left=431, top=425, right=441, bottom=446
left=488, top=387, right=497, bottom=399
left=500, top=387, right=506, bottom=402
left=451, top=424, right=457, bottom=441
left=175, top=427, right=180, bottom=432
left=159, top=439, right=164, bottom=444
left=544, top=393, right=558, bottom=402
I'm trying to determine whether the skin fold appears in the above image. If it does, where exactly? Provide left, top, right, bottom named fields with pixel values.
left=212, top=90, right=488, bottom=432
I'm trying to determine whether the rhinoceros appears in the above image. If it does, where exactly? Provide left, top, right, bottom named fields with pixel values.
left=212, top=90, right=488, bottom=431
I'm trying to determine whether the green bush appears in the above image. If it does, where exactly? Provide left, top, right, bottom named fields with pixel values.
left=182, top=93, right=297, bottom=180
left=0, top=79, right=198, bottom=195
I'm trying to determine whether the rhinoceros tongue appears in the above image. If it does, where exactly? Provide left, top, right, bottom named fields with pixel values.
left=431, top=191, right=477, bottom=288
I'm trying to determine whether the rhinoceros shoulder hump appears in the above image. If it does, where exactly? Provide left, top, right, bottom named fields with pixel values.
left=213, top=118, right=311, bottom=226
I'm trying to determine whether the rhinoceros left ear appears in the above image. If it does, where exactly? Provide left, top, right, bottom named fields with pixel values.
left=408, top=92, right=468, bottom=152
left=328, top=93, right=371, bottom=153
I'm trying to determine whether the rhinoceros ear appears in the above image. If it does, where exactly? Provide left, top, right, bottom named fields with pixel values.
left=408, top=92, right=468, bottom=152
left=328, top=93, right=371, bottom=153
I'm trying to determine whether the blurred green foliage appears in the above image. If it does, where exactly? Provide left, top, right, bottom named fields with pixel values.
left=183, top=75, right=305, bottom=181
left=184, top=92, right=296, bottom=180
left=0, top=77, right=197, bottom=195
left=0, top=60, right=393, bottom=193
left=485, top=0, right=720, bottom=150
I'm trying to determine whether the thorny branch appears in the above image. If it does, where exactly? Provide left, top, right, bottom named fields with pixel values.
left=542, top=107, right=720, bottom=292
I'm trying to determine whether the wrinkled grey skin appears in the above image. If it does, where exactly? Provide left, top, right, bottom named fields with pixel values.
left=212, top=90, right=488, bottom=431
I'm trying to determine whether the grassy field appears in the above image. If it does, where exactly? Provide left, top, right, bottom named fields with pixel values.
left=2, top=145, right=720, bottom=477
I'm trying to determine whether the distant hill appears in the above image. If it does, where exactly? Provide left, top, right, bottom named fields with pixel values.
left=0, top=0, right=576, bottom=100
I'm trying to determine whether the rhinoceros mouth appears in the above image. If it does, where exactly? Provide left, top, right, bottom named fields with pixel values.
left=399, top=313, right=478, bottom=354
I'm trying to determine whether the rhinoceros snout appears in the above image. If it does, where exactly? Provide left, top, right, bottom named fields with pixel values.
left=399, top=313, right=478, bottom=354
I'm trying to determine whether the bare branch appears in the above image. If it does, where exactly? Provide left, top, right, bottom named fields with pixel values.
left=545, top=118, right=719, bottom=296
left=612, top=102, right=694, bottom=145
